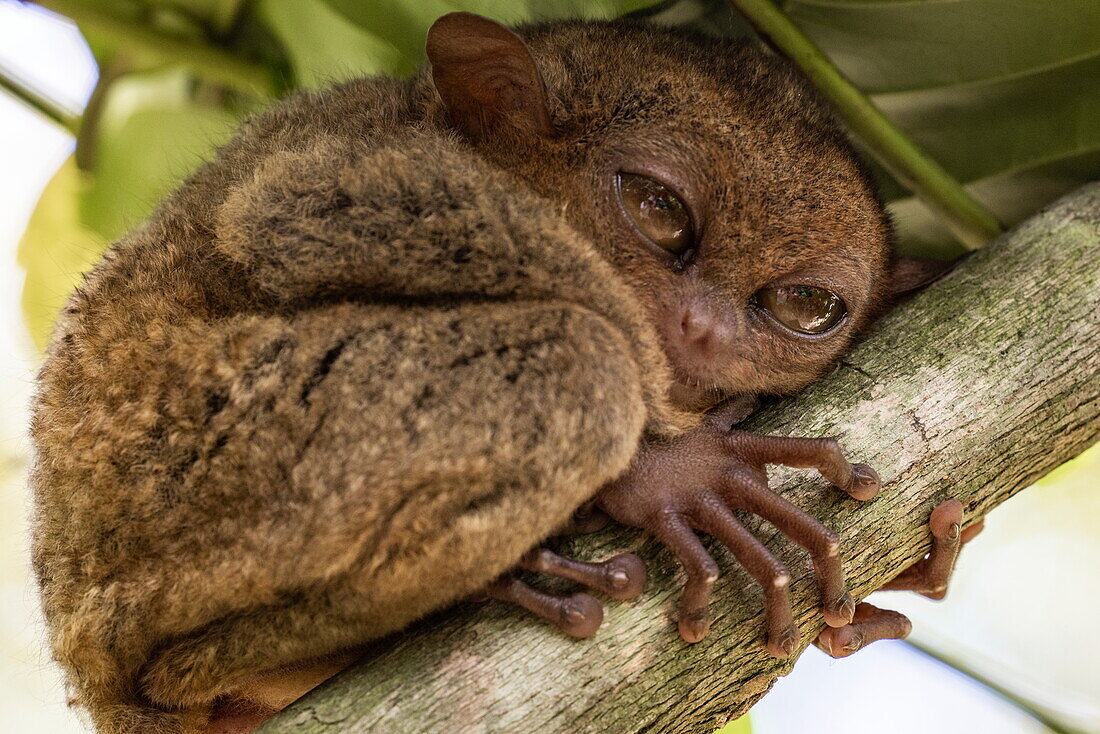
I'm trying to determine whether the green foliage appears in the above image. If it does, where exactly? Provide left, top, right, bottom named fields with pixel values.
left=17, top=157, right=106, bottom=351
left=715, top=714, right=753, bottom=734
left=11, top=0, right=1100, bottom=347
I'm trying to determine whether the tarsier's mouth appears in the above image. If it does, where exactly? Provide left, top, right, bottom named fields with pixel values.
left=668, top=375, right=727, bottom=412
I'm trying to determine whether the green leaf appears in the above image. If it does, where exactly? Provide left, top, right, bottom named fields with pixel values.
left=80, top=70, right=238, bottom=241
left=256, top=0, right=413, bottom=86
left=17, top=156, right=108, bottom=351
left=320, top=0, right=666, bottom=74
left=714, top=714, right=753, bottom=734
left=785, top=0, right=1100, bottom=95
left=145, top=0, right=249, bottom=32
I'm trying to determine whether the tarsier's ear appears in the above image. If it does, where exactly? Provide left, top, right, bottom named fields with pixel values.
left=889, top=256, right=958, bottom=297
left=426, top=12, right=554, bottom=143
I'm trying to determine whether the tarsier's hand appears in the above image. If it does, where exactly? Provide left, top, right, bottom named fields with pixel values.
left=596, top=418, right=880, bottom=656
left=814, top=499, right=984, bottom=658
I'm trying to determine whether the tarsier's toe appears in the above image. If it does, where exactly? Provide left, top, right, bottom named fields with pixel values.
left=766, top=625, right=800, bottom=658
left=815, top=603, right=913, bottom=658
left=815, top=625, right=864, bottom=659
left=822, top=591, right=856, bottom=628
left=678, top=608, right=711, bottom=643
left=846, top=463, right=881, bottom=501
left=558, top=593, right=604, bottom=638
left=602, top=553, right=647, bottom=601
left=961, top=519, right=985, bottom=544
left=929, top=498, right=964, bottom=539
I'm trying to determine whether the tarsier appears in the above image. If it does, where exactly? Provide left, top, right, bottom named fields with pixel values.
left=30, top=12, right=982, bottom=734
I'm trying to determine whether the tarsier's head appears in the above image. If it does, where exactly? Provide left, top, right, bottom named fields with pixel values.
left=426, top=13, right=941, bottom=412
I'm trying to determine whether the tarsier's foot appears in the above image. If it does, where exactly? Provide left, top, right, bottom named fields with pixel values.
left=485, top=547, right=647, bottom=638
left=598, top=426, right=881, bottom=654
left=814, top=499, right=984, bottom=658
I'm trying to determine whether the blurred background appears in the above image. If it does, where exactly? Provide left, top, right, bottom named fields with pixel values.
left=0, top=1, right=1097, bottom=732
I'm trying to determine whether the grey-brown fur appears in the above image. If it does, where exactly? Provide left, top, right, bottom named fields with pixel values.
left=31, top=17, right=895, bottom=733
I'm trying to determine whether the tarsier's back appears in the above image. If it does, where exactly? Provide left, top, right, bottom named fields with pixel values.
left=30, top=16, right=893, bottom=734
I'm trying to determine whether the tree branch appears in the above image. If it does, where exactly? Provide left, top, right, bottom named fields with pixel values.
left=259, top=183, right=1100, bottom=733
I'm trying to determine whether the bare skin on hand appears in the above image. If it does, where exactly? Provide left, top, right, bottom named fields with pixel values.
left=815, top=499, right=984, bottom=658
left=598, top=425, right=879, bottom=651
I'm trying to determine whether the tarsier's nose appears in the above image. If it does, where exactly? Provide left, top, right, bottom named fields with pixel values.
left=676, top=306, right=731, bottom=362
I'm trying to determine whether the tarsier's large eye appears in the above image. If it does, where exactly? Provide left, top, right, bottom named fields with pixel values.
left=755, top=285, right=846, bottom=335
left=616, top=172, right=694, bottom=255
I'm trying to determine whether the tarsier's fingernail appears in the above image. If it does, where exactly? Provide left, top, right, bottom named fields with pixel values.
left=770, top=625, right=799, bottom=657
left=560, top=594, right=603, bottom=638
left=823, top=593, right=855, bottom=628
left=678, top=610, right=710, bottom=643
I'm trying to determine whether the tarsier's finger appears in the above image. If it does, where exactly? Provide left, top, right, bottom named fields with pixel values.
left=814, top=602, right=912, bottom=659
left=730, top=470, right=855, bottom=628
left=518, top=547, right=647, bottom=601
left=723, top=432, right=881, bottom=501
left=485, top=576, right=603, bottom=638
left=693, top=493, right=799, bottom=657
left=653, top=512, right=720, bottom=643
left=881, top=499, right=979, bottom=599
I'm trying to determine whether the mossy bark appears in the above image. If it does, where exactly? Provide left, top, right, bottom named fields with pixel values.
left=260, top=183, right=1100, bottom=733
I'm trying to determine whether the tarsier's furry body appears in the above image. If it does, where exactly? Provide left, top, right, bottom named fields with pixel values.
left=31, top=14, right=972, bottom=734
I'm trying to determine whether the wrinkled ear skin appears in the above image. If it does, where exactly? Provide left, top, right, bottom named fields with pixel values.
left=889, top=255, right=961, bottom=298
left=426, top=12, right=555, bottom=143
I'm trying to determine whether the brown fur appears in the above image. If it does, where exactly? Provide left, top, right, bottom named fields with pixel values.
left=31, top=17, right=896, bottom=733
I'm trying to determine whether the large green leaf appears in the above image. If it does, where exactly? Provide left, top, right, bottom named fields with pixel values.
left=80, top=70, right=238, bottom=241
left=714, top=714, right=753, bottom=734
left=675, top=0, right=1100, bottom=256
left=321, top=0, right=665, bottom=72
left=18, top=69, right=238, bottom=349
left=256, top=0, right=413, bottom=86
left=785, top=0, right=1100, bottom=96
left=17, top=157, right=108, bottom=351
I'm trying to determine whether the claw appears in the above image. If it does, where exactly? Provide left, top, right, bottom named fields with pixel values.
left=678, top=608, right=711, bottom=644
left=929, top=498, right=963, bottom=538
left=823, top=591, right=856, bottom=628
left=559, top=593, right=603, bottom=638
left=846, top=463, right=881, bottom=501
left=602, top=553, right=647, bottom=600
left=767, top=625, right=800, bottom=658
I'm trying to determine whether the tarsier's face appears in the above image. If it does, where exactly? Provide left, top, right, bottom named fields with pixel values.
left=511, top=25, right=893, bottom=411
left=428, top=17, right=894, bottom=412
left=590, top=125, right=891, bottom=411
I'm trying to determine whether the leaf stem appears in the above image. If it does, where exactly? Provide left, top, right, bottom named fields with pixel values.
left=0, top=62, right=80, bottom=134
left=903, top=639, right=1081, bottom=734
left=30, top=0, right=280, bottom=97
left=726, top=0, right=1003, bottom=250
left=75, top=56, right=129, bottom=172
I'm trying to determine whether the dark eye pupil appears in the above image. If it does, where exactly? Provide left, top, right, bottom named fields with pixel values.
left=617, top=172, right=693, bottom=255
left=755, top=285, right=846, bottom=335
